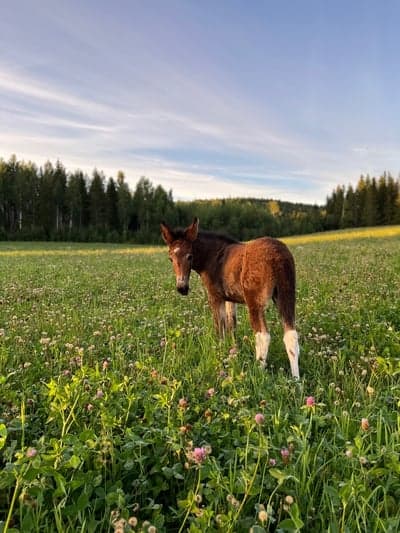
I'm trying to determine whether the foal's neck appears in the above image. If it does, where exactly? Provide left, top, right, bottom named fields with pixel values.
left=192, top=231, right=239, bottom=273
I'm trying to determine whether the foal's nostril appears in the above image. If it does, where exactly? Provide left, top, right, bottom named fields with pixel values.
left=177, top=286, right=189, bottom=295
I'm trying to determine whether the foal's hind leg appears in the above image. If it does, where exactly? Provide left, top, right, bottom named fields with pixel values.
left=246, top=301, right=270, bottom=368
left=275, top=291, right=300, bottom=379
left=283, top=327, right=300, bottom=379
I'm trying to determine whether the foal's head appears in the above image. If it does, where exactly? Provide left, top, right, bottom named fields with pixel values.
left=160, top=218, right=199, bottom=295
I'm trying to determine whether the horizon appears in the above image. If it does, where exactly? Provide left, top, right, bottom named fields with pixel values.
left=2, top=1, right=400, bottom=205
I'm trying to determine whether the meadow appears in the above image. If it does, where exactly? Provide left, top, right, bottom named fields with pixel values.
left=0, top=227, right=400, bottom=532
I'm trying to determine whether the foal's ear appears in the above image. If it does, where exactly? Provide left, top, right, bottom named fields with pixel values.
left=160, top=221, right=173, bottom=244
left=185, top=217, right=199, bottom=242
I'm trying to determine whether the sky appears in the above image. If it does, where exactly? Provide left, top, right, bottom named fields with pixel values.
left=1, top=0, right=400, bottom=205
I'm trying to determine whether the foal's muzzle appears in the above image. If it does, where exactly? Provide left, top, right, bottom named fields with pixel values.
left=177, top=285, right=189, bottom=296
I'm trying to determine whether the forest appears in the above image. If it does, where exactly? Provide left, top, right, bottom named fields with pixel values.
left=0, top=155, right=399, bottom=243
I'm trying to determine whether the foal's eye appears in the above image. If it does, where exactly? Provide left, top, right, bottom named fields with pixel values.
left=187, top=254, right=193, bottom=262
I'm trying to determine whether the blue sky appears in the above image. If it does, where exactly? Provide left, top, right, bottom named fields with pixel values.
left=1, top=0, right=400, bottom=204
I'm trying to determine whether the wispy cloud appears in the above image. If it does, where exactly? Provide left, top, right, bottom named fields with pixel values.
left=0, top=67, right=109, bottom=115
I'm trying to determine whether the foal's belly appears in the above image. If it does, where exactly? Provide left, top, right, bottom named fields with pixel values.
left=224, top=292, right=245, bottom=304
left=222, top=279, right=245, bottom=303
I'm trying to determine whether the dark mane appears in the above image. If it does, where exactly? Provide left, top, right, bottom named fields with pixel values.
left=169, top=227, right=239, bottom=245
left=198, top=230, right=239, bottom=245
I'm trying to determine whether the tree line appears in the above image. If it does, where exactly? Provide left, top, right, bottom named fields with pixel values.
left=0, top=155, right=399, bottom=242
left=325, top=173, right=400, bottom=229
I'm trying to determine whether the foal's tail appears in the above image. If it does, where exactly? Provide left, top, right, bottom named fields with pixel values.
left=273, top=252, right=296, bottom=330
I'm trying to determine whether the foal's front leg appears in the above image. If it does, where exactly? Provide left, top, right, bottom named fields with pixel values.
left=225, top=302, right=237, bottom=333
left=209, top=298, right=231, bottom=337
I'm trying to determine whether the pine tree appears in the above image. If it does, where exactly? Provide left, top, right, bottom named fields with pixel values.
left=341, top=186, right=357, bottom=228
left=38, top=161, right=56, bottom=238
left=382, top=173, right=398, bottom=224
left=67, top=171, right=89, bottom=237
left=88, top=170, right=106, bottom=234
left=364, top=177, right=378, bottom=226
left=105, top=177, right=120, bottom=234
left=53, top=160, right=67, bottom=234
left=116, top=171, right=132, bottom=237
left=355, top=175, right=368, bottom=226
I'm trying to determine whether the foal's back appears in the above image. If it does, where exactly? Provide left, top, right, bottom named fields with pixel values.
left=241, top=237, right=294, bottom=285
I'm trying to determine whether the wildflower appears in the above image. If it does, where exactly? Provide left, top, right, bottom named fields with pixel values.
left=178, top=397, right=188, bottom=409
left=205, top=387, right=215, bottom=398
left=254, top=413, right=265, bottom=425
left=305, top=396, right=315, bottom=407
left=345, top=449, right=353, bottom=458
left=258, top=504, right=268, bottom=523
left=148, top=526, right=157, bottom=533
left=113, top=518, right=126, bottom=531
left=96, top=389, right=104, bottom=399
left=366, top=385, right=375, bottom=396
left=281, top=447, right=290, bottom=464
left=86, top=403, right=94, bottom=412
left=128, top=516, right=138, bottom=527
left=269, top=458, right=276, bottom=466
left=227, top=494, right=239, bottom=508
left=26, top=447, right=37, bottom=458
left=102, top=359, right=109, bottom=370
left=204, top=408, right=213, bottom=422
left=191, top=447, right=208, bottom=464
left=361, top=418, right=369, bottom=431
left=285, top=495, right=294, bottom=505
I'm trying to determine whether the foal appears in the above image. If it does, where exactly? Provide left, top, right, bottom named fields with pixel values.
left=160, top=218, right=300, bottom=378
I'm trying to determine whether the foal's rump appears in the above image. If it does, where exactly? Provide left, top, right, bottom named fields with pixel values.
left=241, top=237, right=296, bottom=325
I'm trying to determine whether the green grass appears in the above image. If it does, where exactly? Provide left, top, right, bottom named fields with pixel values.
left=1, top=227, right=400, bottom=532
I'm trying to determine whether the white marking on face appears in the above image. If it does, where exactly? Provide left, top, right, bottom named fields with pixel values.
left=283, top=329, right=300, bottom=379
left=255, top=332, right=271, bottom=368
left=173, top=247, right=180, bottom=254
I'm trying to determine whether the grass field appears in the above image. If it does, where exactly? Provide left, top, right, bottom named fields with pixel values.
left=1, top=227, right=400, bottom=532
